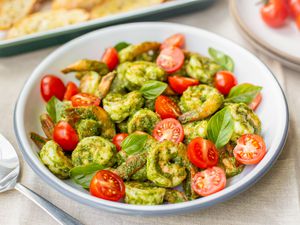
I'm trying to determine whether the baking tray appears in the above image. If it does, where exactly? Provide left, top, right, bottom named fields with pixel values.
left=0, top=0, right=215, bottom=57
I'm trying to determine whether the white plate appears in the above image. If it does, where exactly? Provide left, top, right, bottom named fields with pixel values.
left=14, top=22, right=289, bottom=215
left=230, top=0, right=300, bottom=65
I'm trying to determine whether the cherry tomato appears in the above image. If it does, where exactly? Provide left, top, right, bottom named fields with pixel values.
left=296, top=14, right=300, bottom=29
left=152, top=118, right=184, bottom=143
left=161, top=33, right=185, bottom=49
left=101, top=47, right=119, bottom=71
left=233, top=134, right=267, bottom=165
left=112, top=133, right=129, bottom=151
left=260, top=0, right=288, bottom=28
left=249, top=93, right=262, bottom=110
left=71, top=93, right=100, bottom=107
left=156, top=46, right=184, bottom=73
left=187, top=137, right=219, bottom=169
left=289, top=0, right=300, bottom=17
left=214, top=71, right=237, bottom=95
left=155, top=95, right=181, bottom=119
left=192, top=167, right=226, bottom=197
left=168, top=76, right=199, bottom=94
left=64, top=82, right=79, bottom=100
left=53, top=121, right=79, bottom=151
left=40, top=75, right=66, bottom=102
left=90, top=170, right=125, bottom=202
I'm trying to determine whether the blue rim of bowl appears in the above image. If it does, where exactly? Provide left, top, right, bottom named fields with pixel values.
left=13, top=22, right=289, bottom=215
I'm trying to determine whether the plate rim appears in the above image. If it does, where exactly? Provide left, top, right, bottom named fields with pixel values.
left=13, top=22, right=289, bottom=215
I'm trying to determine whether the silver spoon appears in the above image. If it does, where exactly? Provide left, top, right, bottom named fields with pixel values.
left=0, top=134, right=83, bottom=225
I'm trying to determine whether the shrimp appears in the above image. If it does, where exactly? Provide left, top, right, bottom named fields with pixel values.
left=131, top=166, right=147, bottom=181
left=79, top=71, right=101, bottom=95
left=147, top=141, right=188, bottom=188
left=30, top=132, right=49, bottom=149
left=97, top=71, right=116, bottom=99
left=164, top=189, right=188, bottom=203
left=103, top=90, right=145, bottom=123
left=186, top=53, right=221, bottom=84
left=61, top=59, right=109, bottom=75
left=71, top=136, right=117, bottom=167
left=182, top=163, right=199, bottom=200
left=124, top=182, right=166, bottom=205
left=119, top=42, right=161, bottom=63
left=116, top=120, right=129, bottom=133
left=39, top=140, right=73, bottom=179
left=40, top=113, right=55, bottom=139
left=226, top=103, right=261, bottom=142
left=127, top=109, right=161, bottom=134
left=183, top=120, right=208, bottom=144
left=178, top=85, right=224, bottom=123
left=75, top=119, right=101, bottom=140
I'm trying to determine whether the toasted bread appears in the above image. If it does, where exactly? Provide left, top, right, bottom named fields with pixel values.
left=52, top=0, right=105, bottom=11
left=0, top=0, right=40, bottom=30
left=6, top=9, right=89, bottom=39
left=91, top=0, right=164, bottom=19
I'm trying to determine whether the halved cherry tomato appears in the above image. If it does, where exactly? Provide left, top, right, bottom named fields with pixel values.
left=53, top=121, right=79, bottom=151
left=168, top=76, right=199, bottom=94
left=152, top=118, right=184, bottom=143
left=112, top=133, right=128, bottom=151
left=101, top=47, right=119, bottom=70
left=40, top=75, right=66, bottom=102
left=156, top=46, right=184, bottom=73
left=64, top=82, right=79, bottom=100
left=249, top=92, right=262, bottom=110
left=289, top=0, right=300, bottom=17
left=71, top=93, right=100, bottom=107
left=155, top=95, right=181, bottom=119
left=90, top=170, right=125, bottom=202
left=192, top=167, right=226, bottom=197
left=161, top=33, right=185, bottom=49
left=233, top=134, right=267, bottom=165
left=214, top=71, right=237, bottom=95
left=187, top=137, right=219, bottom=169
left=260, top=0, right=288, bottom=28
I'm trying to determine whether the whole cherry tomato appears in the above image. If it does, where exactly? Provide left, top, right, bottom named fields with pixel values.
left=112, top=133, right=129, bottom=151
left=40, top=75, right=66, bottom=102
left=260, top=0, right=288, bottom=28
left=53, top=121, right=79, bottom=151
left=101, top=47, right=119, bottom=71
left=214, top=71, right=237, bottom=95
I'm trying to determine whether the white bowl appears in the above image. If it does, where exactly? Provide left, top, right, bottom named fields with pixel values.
left=14, top=22, right=289, bottom=215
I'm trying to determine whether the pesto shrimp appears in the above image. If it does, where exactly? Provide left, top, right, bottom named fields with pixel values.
left=103, top=90, right=145, bottom=123
left=61, top=59, right=109, bottom=75
left=164, top=189, right=188, bottom=203
left=71, top=136, right=117, bottom=167
left=182, top=163, right=199, bottom=200
left=183, top=120, right=208, bottom=144
left=79, top=71, right=101, bottom=95
left=39, top=140, right=73, bottom=179
left=127, top=109, right=161, bottom=134
left=147, top=141, right=188, bottom=188
left=75, top=119, right=101, bottom=140
left=178, top=85, right=224, bottom=123
left=119, top=42, right=161, bottom=63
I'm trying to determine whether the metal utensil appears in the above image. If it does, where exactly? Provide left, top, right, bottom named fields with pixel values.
left=0, top=134, right=83, bottom=225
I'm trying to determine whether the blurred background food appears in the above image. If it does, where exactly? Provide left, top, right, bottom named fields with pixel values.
left=0, top=0, right=166, bottom=39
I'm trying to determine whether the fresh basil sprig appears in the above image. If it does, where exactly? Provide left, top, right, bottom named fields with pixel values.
left=121, top=133, right=148, bottom=155
left=114, top=42, right=130, bottom=52
left=69, top=163, right=105, bottom=189
left=46, top=96, right=65, bottom=123
left=207, top=107, right=234, bottom=149
left=208, top=47, right=235, bottom=72
left=225, top=83, right=262, bottom=104
left=140, top=80, right=167, bottom=100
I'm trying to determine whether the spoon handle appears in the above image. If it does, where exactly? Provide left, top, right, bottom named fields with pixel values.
left=15, top=183, right=83, bottom=225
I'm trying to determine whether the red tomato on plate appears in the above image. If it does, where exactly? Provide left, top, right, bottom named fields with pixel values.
left=152, top=118, right=184, bottom=143
left=53, top=121, right=79, bottom=151
left=249, top=93, right=262, bottom=110
left=64, top=82, right=79, bottom=100
left=192, top=167, right=226, bottom=197
left=187, top=137, right=219, bottom=169
left=233, top=134, right=267, bottom=165
left=112, top=133, right=129, bottom=151
left=214, top=71, right=237, bottom=95
left=90, top=170, right=125, bottom=202
left=40, top=75, right=66, bottom=101
left=161, top=33, right=185, bottom=49
left=71, top=93, right=100, bottom=107
left=101, top=47, right=119, bottom=70
left=156, top=46, right=184, bottom=73
left=260, top=0, right=288, bottom=28
left=168, top=76, right=199, bottom=94
left=155, top=95, right=181, bottom=119
left=289, top=0, right=300, bottom=17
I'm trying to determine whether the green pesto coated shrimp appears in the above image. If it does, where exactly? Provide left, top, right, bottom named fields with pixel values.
left=127, top=109, right=160, bottom=134
left=182, top=163, right=199, bottom=200
left=183, top=120, right=208, bottom=144
left=103, top=91, right=145, bottom=123
left=147, top=141, right=187, bottom=188
left=61, top=59, right=109, bottom=75
left=164, top=189, right=188, bottom=203
left=226, top=103, right=261, bottom=142
left=131, top=166, right=147, bottom=181
left=79, top=71, right=101, bottom=95
left=119, top=42, right=161, bottom=63
left=39, top=140, right=73, bottom=179
left=116, top=120, right=129, bottom=133
left=76, top=119, right=101, bottom=140
left=40, top=113, right=55, bottom=139
left=186, top=53, right=221, bottom=84
left=71, top=136, right=116, bottom=167
left=178, top=85, right=224, bottom=123
left=124, top=182, right=166, bottom=205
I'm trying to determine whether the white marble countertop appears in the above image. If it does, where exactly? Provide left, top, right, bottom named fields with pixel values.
left=0, top=1, right=299, bottom=224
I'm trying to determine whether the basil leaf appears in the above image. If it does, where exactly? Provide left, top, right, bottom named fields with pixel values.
left=208, top=47, right=234, bottom=72
left=207, top=107, right=234, bottom=149
left=46, top=96, right=65, bottom=123
left=225, top=83, right=262, bottom=104
left=114, top=42, right=130, bottom=52
left=121, top=133, right=148, bottom=155
left=69, top=163, right=105, bottom=189
left=140, top=80, right=167, bottom=100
